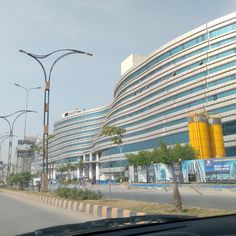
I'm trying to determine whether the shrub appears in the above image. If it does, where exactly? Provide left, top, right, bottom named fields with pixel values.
left=56, top=187, right=103, bottom=200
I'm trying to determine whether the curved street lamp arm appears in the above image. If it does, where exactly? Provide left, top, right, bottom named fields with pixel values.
left=0, top=136, right=10, bottom=145
left=0, top=135, right=16, bottom=145
left=12, top=110, right=37, bottom=130
left=0, top=117, right=11, bottom=130
left=28, top=86, right=41, bottom=92
left=19, top=50, right=47, bottom=82
left=49, top=51, right=83, bottom=82
left=14, top=83, right=27, bottom=92
left=19, top=49, right=92, bottom=59
left=0, top=134, right=10, bottom=141
left=0, top=110, right=27, bottom=118
left=15, top=83, right=41, bottom=92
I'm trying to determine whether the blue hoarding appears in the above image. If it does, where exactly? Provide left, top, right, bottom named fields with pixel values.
left=182, top=157, right=236, bottom=183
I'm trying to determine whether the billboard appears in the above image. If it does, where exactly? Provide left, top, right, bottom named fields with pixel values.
left=204, top=158, right=236, bottom=182
left=153, top=163, right=173, bottom=182
left=182, top=157, right=236, bottom=183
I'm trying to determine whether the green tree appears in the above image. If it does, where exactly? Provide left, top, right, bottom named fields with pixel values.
left=153, top=142, right=196, bottom=211
left=7, top=173, right=17, bottom=188
left=126, top=150, right=153, bottom=182
left=126, top=142, right=196, bottom=211
left=18, top=172, right=33, bottom=190
left=101, top=125, right=126, bottom=198
left=101, top=125, right=126, bottom=146
left=126, top=153, right=139, bottom=167
left=7, top=172, right=33, bottom=190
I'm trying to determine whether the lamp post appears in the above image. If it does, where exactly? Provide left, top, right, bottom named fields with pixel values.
left=19, top=49, right=93, bottom=191
left=0, top=110, right=37, bottom=178
left=14, top=83, right=41, bottom=140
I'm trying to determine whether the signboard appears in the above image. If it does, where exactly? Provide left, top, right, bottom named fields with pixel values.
left=204, top=158, right=236, bottom=182
left=17, top=139, right=35, bottom=159
left=182, top=157, right=236, bottom=183
left=153, top=163, right=173, bottom=182
left=147, top=164, right=154, bottom=183
left=137, top=166, right=147, bottom=182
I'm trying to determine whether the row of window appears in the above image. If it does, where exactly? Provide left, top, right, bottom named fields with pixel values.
left=52, top=128, right=101, bottom=143
left=109, top=47, right=236, bottom=119
left=107, top=59, right=236, bottom=126
left=100, top=147, right=236, bottom=169
left=116, top=35, right=236, bottom=101
left=115, top=22, right=236, bottom=96
left=101, top=131, right=189, bottom=156
left=55, top=157, right=79, bottom=165
left=51, top=89, right=236, bottom=158
left=54, top=115, right=106, bottom=132
left=54, top=108, right=109, bottom=128
left=222, top=120, right=236, bottom=136
left=94, top=101, right=236, bottom=149
left=50, top=134, right=96, bottom=150
left=61, top=144, right=93, bottom=155
left=100, top=160, right=127, bottom=169
left=108, top=71, right=235, bottom=132
left=100, top=128, right=236, bottom=160
left=54, top=123, right=102, bottom=137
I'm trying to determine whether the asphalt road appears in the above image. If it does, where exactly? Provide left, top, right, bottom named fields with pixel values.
left=89, top=185, right=236, bottom=210
left=0, top=191, right=99, bottom=236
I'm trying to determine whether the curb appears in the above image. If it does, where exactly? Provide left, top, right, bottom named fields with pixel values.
left=128, top=184, right=236, bottom=193
left=3, top=190, right=145, bottom=218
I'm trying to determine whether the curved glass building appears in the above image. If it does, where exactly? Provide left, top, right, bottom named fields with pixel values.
left=33, top=12, right=236, bottom=182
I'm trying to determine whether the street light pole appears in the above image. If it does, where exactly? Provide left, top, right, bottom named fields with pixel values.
left=19, top=49, right=93, bottom=191
left=0, top=110, right=37, bottom=178
left=14, top=83, right=41, bottom=139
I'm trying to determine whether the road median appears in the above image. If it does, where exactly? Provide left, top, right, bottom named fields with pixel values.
left=1, top=189, right=145, bottom=218
left=2, top=188, right=236, bottom=218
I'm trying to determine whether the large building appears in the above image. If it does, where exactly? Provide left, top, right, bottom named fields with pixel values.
left=32, top=12, right=236, bottom=182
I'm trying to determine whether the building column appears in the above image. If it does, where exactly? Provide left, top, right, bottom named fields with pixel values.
left=52, top=163, right=56, bottom=179
left=77, top=157, right=81, bottom=179
left=89, top=153, right=93, bottom=180
left=48, top=163, right=51, bottom=179
left=82, top=155, right=86, bottom=177
left=96, top=153, right=100, bottom=182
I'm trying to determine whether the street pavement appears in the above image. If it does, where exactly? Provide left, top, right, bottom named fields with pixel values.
left=0, top=191, right=99, bottom=236
left=88, top=184, right=236, bottom=210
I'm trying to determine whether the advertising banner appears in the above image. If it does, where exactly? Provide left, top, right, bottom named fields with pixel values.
left=153, top=163, right=173, bottom=182
left=137, top=166, right=147, bottom=182
left=182, top=157, right=236, bottom=183
left=147, top=164, right=154, bottom=183
left=204, top=158, right=236, bottom=182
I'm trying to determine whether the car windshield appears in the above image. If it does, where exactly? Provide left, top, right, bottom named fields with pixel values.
left=0, top=0, right=236, bottom=235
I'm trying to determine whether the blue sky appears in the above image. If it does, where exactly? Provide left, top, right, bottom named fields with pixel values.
left=1, top=0, right=236, bottom=162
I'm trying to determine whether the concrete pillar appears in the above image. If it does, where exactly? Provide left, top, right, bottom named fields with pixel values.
left=77, top=167, right=80, bottom=179
left=49, top=163, right=51, bottom=179
left=96, top=153, right=100, bottom=181
left=82, top=155, right=86, bottom=177
left=52, top=163, right=56, bottom=179
left=89, top=153, right=93, bottom=180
